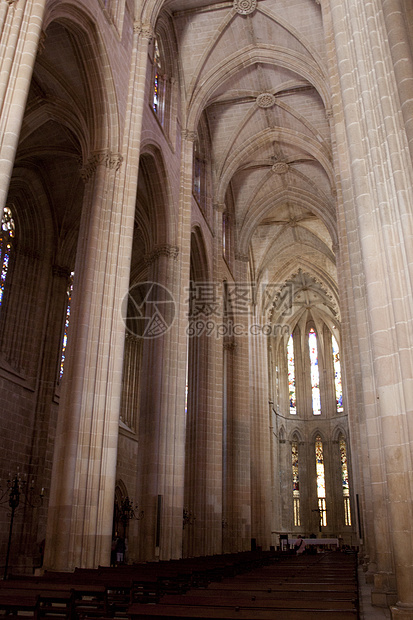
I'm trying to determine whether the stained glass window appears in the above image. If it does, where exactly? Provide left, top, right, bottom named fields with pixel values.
left=340, top=436, right=352, bottom=526
left=60, top=272, right=74, bottom=379
left=287, top=334, right=296, bottom=414
left=152, top=38, right=165, bottom=123
left=315, top=435, right=327, bottom=526
left=292, top=439, right=300, bottom=526
left=332, top=334, right=343, bottom=413
left=309, top=328, right=321, bottom=415
left=0, top=206, right=15, bottom=309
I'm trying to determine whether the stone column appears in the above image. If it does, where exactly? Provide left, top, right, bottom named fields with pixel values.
left=382, top=0, right=413, bottom=161
left=44, top=151, right=127, bottom=570
left=328, top=0, right=413, bottom=613
left=0, top=0, right=46, bottom=210
left=224, top=256, right=252, bottom=551
left=44, top=20, right=153, bottom=570
left=249, top=305, right=272, bottom=550
left=135, top=130, right=193, bottom=562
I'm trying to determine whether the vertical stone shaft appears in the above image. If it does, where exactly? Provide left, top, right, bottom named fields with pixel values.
left=0, top=0, right=46, bottom=210
left=329, top=0, right=413, bottom=609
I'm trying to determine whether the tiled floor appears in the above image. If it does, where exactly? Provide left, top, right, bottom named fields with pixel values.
left=358, top=566, right=391, bottom=619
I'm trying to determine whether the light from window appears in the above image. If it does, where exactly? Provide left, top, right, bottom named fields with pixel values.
left=309, top=328, right=321, bottom=415
left=287, top=334, right=296, bottom=414
left=332, top=334, right=343, bottom=413
left=153, top=38, right=165, bottom=123
left=0, top=206, right=15, bottom=309
left=292, top=440, right=300, bottom=526
left=340, top=436, right=351, bottom=525
left=315, top=435, right=327, bottom=526
left=60, top=271, right=74, bottom=379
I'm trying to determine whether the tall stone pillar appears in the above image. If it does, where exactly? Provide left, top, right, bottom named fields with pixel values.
left=0, top=0, right=46, bottom=210
left=136, top=130, right=193, bottom=561
left=44, top=151, right=127, bottom=571
left=382, top=0, right=413, bottom=161
left=328, top=0, right=413, bottom=614
left=44, top=20, right=153, bottom=570
left=249, top=305, right=272, bottom=550
left=224, top=256, right=252, bottom=552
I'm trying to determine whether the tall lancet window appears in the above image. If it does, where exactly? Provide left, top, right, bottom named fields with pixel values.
left=292, top=439, right=300, bottom=526
left=339, top=436, right=352, bottom=525
left=152, top=38, right=165, bottom=124
left=315, top=435, right=327, bottom=526
left=287, top=334, right=296, bottom=414
left=0, top=205, right=15, bottom=309
left=332, top=334, right=343, bottom=413
left=60, top=272, right=74, bottom=380
left=309, top=328, right=321, bottom=415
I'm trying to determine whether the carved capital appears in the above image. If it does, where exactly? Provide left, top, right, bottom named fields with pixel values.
left=181, top=129, right=197, bottom=142
left=80, top=151, right=123, bottom=181
left=133, top=21, right=154, bottom=40
left=145, top=244, right=179, bottom=265
left=213, top=203, right=226, bottom=213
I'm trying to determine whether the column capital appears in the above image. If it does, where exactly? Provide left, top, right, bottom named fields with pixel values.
left=80, top=151, right=123, bottom=182
left=144, top=244, right=179, bottom=265
left=181, top=130, right=197, bottom=142
left=133, top=21, right=154, bottom=40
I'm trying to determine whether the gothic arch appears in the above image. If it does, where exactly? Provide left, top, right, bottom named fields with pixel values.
left=42, top=1, right=122, bottom=155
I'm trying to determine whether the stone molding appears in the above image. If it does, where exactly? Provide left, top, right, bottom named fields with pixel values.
left=80, top=151, right=123, bottom=182
left=181, top=129, right=197, bottom=142
left=133, top=21, right=153, bottom=40
left=144, top=244, right=179, bottom=265
left=234, top=0, right=257, bottom=15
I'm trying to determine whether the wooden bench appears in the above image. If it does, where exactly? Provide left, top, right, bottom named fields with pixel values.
left=128, top=602, right=358, bottom=619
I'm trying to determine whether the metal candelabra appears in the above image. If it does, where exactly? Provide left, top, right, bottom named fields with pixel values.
left=0, top=470, right=44, bottom=579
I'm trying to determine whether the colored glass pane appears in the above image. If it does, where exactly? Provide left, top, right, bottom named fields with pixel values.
left=0, top=206, right=15, bottom=308
left=288, top=334, right=296, bottom=413
left=309, top=328, right=321, bottom=414
left=60, top=272, right=74, bottom=379
left=315, top=435, right=327, bottom=526
left=315, top=436, right=326, bottom=498
left=292, top=440, right=300, bottom=526
left=332, top=335, right=343, bottom=412
left=153, top=39, right=161, bottom=114
left=340, top=437, right=351, bottom=525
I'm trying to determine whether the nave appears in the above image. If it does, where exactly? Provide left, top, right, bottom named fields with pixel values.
left=0, top=549, right=359, bottom=619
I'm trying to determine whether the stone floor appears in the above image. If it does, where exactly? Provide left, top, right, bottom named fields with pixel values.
left=358, top=566, right=391, bottom=619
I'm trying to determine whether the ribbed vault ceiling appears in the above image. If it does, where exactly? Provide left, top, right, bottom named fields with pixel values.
left=166, top=0, right=338, bottom=329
